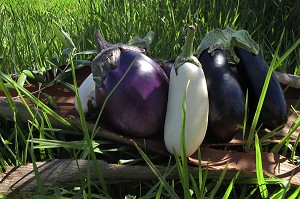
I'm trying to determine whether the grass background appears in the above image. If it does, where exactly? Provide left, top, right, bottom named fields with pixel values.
left=0, top=0, right=300, bottom=198
left=1, top=0, right=299, bottom=74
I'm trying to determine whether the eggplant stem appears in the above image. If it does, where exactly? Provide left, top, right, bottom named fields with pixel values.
left=143, top=31, right=155, bottom=46
left=94, top=30, right=111, bottom=53
left=182, top=25, right=195, bottom=58
left=175, top=25, right=201, bottom=69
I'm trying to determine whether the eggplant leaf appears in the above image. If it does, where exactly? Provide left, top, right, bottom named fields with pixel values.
left=17, top=72, right=27, bottom=87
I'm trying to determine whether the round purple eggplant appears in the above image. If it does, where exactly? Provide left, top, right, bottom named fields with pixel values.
left=235, top=47, right=288, bottom=130
left=198, top=49, right=245, bottom=143
left=91, top=31, right=169, bottom=137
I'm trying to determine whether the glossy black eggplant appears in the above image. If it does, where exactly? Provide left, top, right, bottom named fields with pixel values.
left=198, top=49, right=245, bottom=143
left=235, top=47, right=288, bottom=130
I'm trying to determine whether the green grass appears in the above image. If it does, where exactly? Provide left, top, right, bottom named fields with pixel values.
left=0, top=0, right=299, bottom=73
left=0, top=0, right=300, bottom=198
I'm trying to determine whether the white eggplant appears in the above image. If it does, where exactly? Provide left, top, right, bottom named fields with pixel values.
left=74, top=73, right=97, bottom=114
left=164, top=25, right=209, bottom=156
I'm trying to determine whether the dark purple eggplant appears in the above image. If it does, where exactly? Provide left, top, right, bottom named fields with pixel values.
left=91, top=31, right=169, bottom=137
left=235, top=47, right=288, bottom=130
left=198, top=49, right=245, bottom=143
left=159, top=60, right=174, bottom=79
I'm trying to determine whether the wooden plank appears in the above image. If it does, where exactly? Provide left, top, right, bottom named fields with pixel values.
left=190, top=147, right=300, bottom=186
left=1, top=147, right=299, bottom=196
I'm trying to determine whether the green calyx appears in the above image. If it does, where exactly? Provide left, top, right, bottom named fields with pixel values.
left=175, top=25, right=201, bottom=70
left=128, top=31, right=155, bottom=55
left=195, top=27, right=260, bottom=63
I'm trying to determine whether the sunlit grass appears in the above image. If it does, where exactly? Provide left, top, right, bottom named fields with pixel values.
left=0, top=0, right=299, bottom=72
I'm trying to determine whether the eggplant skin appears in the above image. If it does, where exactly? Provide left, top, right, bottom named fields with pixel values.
left=95, top=50, right=169, bottom=137
left=198, top=49, right=245, bottom=143
left=159, top=60, right=174, bottom=79
left=235, top=47, right=288, bottom=130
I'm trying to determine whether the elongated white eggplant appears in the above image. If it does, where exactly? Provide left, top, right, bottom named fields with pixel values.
left=74, top=73, right=97, bottom=114
left=164, top=25, right=209, bottom=156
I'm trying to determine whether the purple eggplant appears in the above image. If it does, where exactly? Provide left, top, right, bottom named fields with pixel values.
left=235, top=47, right=288, bottom=130
left=91, top=30, right=169, bottom=137
left=198, top=49, right=245, bottom=143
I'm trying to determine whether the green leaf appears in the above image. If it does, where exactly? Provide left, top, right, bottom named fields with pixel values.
left=56, top=80, right=75, bottom=93
left=17, top=72, right=27, bottom=87
left=22, top=70, right=47, bottom=84
left=195, top=27, right=259, bottom=63
left=74, top=59, right=92, bottom=66
left=76, top=50, right=97, bottom=55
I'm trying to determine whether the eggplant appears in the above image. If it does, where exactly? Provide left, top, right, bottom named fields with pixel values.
left=198, top=49, right=245, bottom=143
left=74, top=73, right=96, bottom=115
left=164, top=25, right=209, bottom=156
left=159, top=60, right=174, bottom=79
left=235, top=47, right=288, bottom=130
left=91, top=30, right=169, bottom=137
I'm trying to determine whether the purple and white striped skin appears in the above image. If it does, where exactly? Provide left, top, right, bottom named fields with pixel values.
left=91, top=32, right=169, bottom=137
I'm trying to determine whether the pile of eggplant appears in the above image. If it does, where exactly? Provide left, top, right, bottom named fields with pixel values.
left=195, top=27, right=287, bottom=144
left=75, top=26, right=288, bottom=156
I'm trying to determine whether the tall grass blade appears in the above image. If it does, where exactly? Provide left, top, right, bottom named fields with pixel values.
left=189, top=174, right=201, bottom=199
left=53, top=21, right=75, bottom=50
left=255, top=133, right=268, bottom=198
left=0, top=78, right=28, bottom=165
left=141, top=163, right=176, bottom=199
left=90, top=54, right=141, bottom=139
left=29, top=125, right=45, bottom=195
left=178, top=79, right=191, bottom=199
left=245, top=30, right=285, bottom=150
left=135, top=144, right=180, bottom=199
left=243, top=89, right=248, bottom=139
left=0, top=71, right=71, bottom=127
left=70, top=48, right=108, bottom=196
left=271, top=111, right=300, bottom=154
left=245, top=187, right=258, bottom=199
left=291, top=131, right=300, bottom=161
left=222, top=170, right=241, bottom=199
left=287, top=186, right=300, bottom=199
left=270, top=189, right=286, bottom=199
left=246, top=32, right=300, bottom=150
left=61, top=30, right=76, bottom=50
left=208, top=162, right=229, bottom=199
